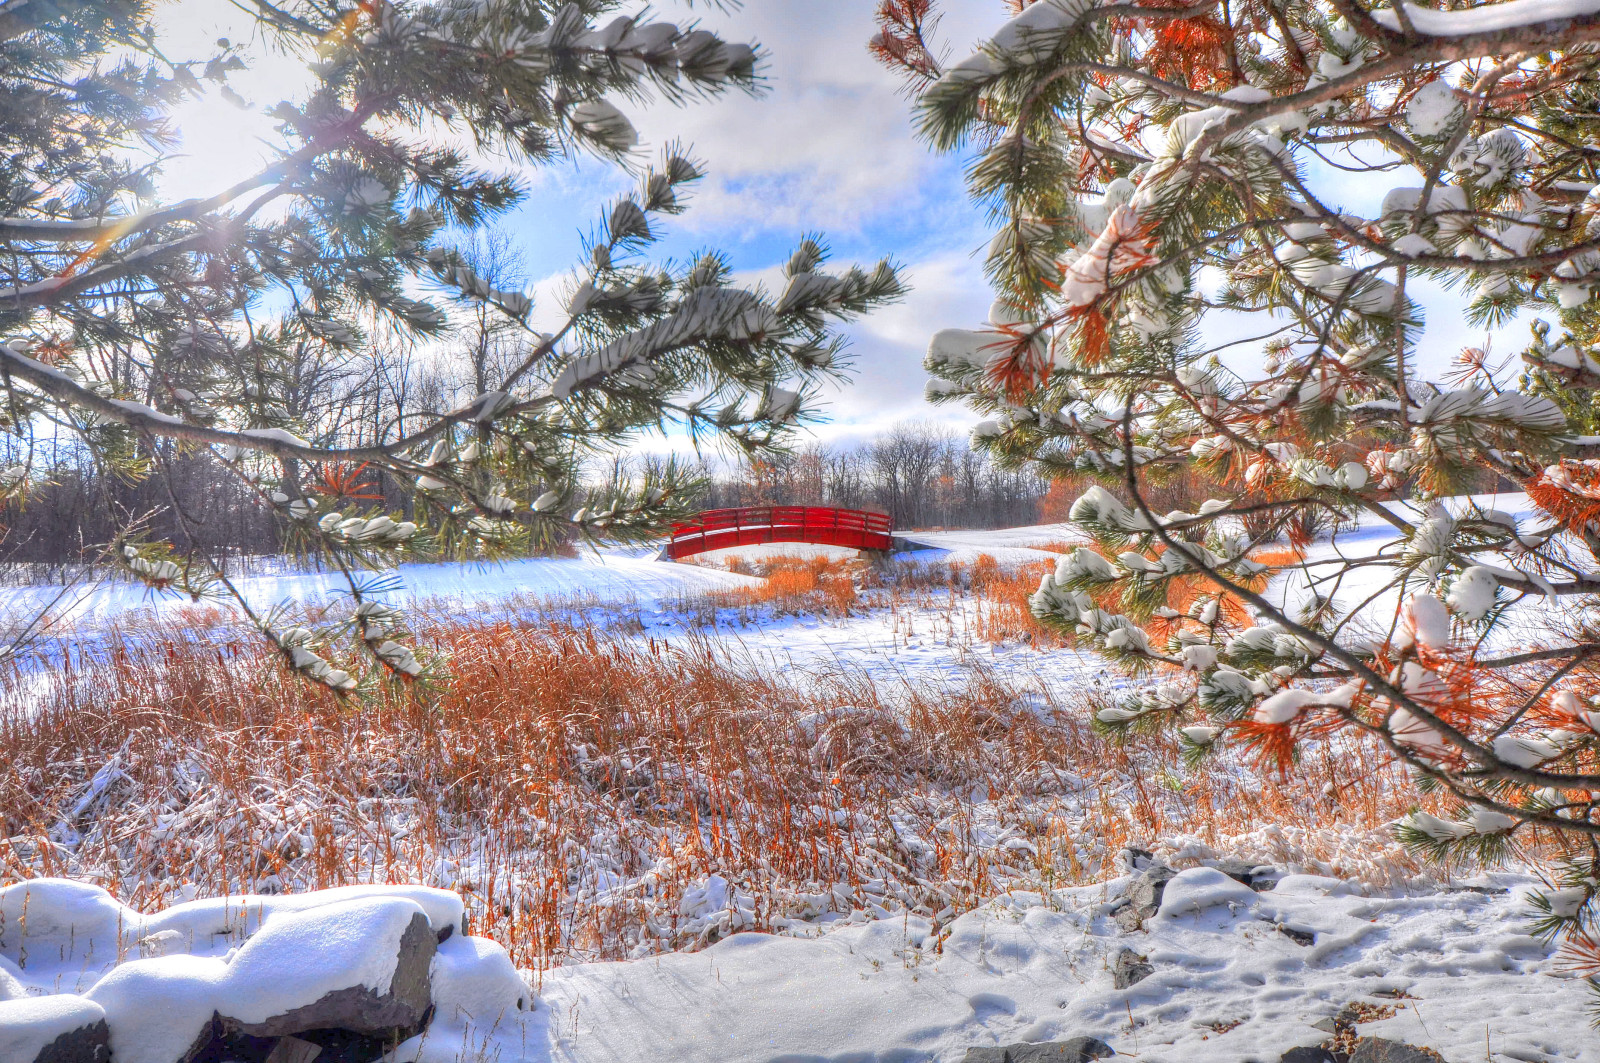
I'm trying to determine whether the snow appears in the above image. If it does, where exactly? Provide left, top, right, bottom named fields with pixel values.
left=1154, top=867, right=1258, bottom=918
left=0, top=544, right=760, bottom=630
left=0, top=994, right=106, bottom=1061
left=1062, top=204, right=1150, bottom=307
left=1445, top=565, right=1499, bottom=620
left=87, top=955, right=229, bottom=1063
left=393, top=934, right=533, bottom=1063
left=1376, top=0, right=1600, bottom=36
left=0, top=877, right=133, bottom=970
left=0, top=957, right=23, bottom=1001
left=222, top=897, right=425, bottom=1023
left=1404, top=81, right=1461, bottom=137
left=1262, top=490, right=1565, bottom=653
left=525, top=871, right=1597, bottom=1063
left=6, top=882, right=518, bottom=1063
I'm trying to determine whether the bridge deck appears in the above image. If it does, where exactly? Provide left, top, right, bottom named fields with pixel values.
left=666, top=506, right=893, bottom=560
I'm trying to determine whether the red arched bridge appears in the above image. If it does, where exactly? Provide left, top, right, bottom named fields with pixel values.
left=665, top=506, right=893, bottom=560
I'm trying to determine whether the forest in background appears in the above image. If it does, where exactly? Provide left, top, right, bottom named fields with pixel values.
left=0, top=422, right=1059, bottom=567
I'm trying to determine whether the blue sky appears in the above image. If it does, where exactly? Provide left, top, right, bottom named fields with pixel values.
left=154, top=1, right=1522, bottom=451
left=156, top=0, right=1004, bottom=448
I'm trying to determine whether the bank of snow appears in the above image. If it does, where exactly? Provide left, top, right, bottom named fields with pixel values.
left=4, top=869, right=1589, bottom=1062
left=0, top=544, right=760, bottom=630
left=534, top=869, right=1588, bottom=1063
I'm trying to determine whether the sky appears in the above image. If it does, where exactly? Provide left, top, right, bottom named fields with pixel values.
left=152, top=0, right=1530, bottom=453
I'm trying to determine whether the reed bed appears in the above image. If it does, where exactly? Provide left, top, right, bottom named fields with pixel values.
left=1, top=602, right=1436, bottom=974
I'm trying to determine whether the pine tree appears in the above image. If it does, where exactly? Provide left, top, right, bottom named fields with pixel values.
left=881, top=0, right=1600, bottom=1003
left=0, top=2, right=903, bottom=690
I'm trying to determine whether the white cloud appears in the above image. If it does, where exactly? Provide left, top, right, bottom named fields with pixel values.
left=625, top=0, right=1002, bottom=233
left=811, top=251, right=992, bottom=434
left=149, top=0, right=1008, bottom=439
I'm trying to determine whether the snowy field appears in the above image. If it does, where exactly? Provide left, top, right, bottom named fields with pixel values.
left=7, top=870, right=1589, bottom=1062
left=3, top=510, right=1597, bottom=1062
left=0, top=526, right=1116, bottom=697
left=533, top=869, right=1592, bottom=1063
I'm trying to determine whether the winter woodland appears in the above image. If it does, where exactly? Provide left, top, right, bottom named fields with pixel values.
left=4, top=0, right=1600, bottom=1061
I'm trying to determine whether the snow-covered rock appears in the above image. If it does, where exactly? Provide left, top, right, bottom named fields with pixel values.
left=1155, top=866, right=1259, bottom=919
left=0, top=995, right=109, bottom=1063
left=217, top=898, right=437, bottom=1038
left=87, top=955, right=229, bottom=1063
left=388, top=933, right=532, bottom=1063
left=0, top=881, right=522, bottom=1063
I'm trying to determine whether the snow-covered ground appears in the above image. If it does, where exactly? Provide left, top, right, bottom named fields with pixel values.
left=0, top=545, right=760, bottom=630
left=4, top=510, right=1597, bottom=1062
left=532, top=869, right=1591, bottom=1063
left=5, top=871, right=1589, bottom=1063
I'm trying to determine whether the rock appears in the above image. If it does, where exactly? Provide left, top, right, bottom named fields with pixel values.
left=265, top=1036, right=324, bottom=1063
left=1111, top=948, right=1153, bottom=989
left=962, top=1038, right=1115, bottom=1063
left=1210, top=858, right=1257, bottom=885
left=1279, top=1048, right=1340, bottom=1063
left=1210, top=858, right=1284, bottom=891
left=268, top=1028, right=384, bottom=1063
left=1349, top=1038, right=1443, bottom=1063
left=0, top=996, right=112, bottom=1063
left=1115, top=863, right=1178, bottom=930
left=1155, top=867, right=1258, bottom=920
left=1009, top=1038, right=1115, bottom=1062
left=1120, top=846, right=1157, bottom=871
left=87, top=954, right=228, bottom=1063
left=1276, top=923, right=1317, bottom=946
left=219, top=902, right=436, bottom=1040
left=33, top=1021, right=112, bottom=1063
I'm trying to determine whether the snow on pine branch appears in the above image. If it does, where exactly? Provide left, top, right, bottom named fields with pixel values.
left=1373, top=0, right=1600, bottom=37
left=0, top=1, right=903, bottom=707
left=891, top=0, right=1600, bottom=1000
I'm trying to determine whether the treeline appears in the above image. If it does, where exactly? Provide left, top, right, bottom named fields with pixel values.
left=0, top=422, right=1055, bottom=566
left=679, top=422, right=1051, bottom=530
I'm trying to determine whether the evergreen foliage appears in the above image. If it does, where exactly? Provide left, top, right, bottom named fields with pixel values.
left=880, top=0, right=1600, bottom=1003
left=0, top=1, right=902, bottom=689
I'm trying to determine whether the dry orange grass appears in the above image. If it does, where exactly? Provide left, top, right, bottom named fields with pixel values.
left=696, top=555, right=864, bottom=615
left=969, top=554, right=1066, bottom=647
left=0, top=612, right=1438, bottom=973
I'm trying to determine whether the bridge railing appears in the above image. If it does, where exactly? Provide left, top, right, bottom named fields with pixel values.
left=666, top=506, right=893, bottom=560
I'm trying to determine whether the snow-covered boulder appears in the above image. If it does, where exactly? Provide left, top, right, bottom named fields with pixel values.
left=218, top=898, right=436, bottom=1039
left=1154, top=866, right=1258, bottom=919
left=388, top=934, right=533, bottom=1063
left=86, top=955, right=228, bottom=1063
left=0, top=881, right=526, bottom=1063
left=0, top=995, right=110, bottom=1063
left=88, top=900, right=438, bottom=1062
left=0, top=880, right=136, bottom=971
